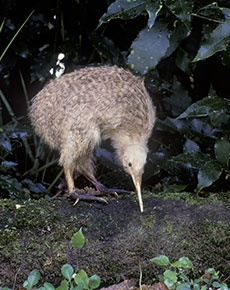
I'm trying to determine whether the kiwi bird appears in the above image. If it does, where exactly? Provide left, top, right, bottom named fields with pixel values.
left=29, top=65, right=156, bottom=212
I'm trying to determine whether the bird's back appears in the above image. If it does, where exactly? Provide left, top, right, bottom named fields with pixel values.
left=30, top=65, right=155, bottom=150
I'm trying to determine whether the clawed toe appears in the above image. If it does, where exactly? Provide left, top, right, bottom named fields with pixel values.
left=68, top=190, right=108, bottom=204
left=67, top=184, right=131, bottom=205
left=83, top=171, right=132, bottom=197
left=94, top=184, right=132, bottom=196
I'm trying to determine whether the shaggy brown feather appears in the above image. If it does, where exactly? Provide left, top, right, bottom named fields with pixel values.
left=29, top=65, right=156, bottom=212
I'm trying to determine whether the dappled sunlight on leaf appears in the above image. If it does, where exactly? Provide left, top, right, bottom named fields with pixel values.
left=165, top=0, right=194, bottom=31
left=128, top=21, right=170, bottom=74
left=193, top=19, right=230, bottom=62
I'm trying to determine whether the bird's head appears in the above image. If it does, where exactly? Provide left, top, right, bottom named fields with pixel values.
left=121, top=144, right=147, bottom=212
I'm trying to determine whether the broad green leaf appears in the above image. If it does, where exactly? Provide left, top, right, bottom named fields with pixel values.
left=0, top=175, right=25, bottom=197
left=183, top=139, right=200, bottom=153
left=207, top=268, right=216, bottom=274
left=171, top=257, right=193, bottom=268
left=74, top=270, right=89, bottom=289
left=163, top=183, right=188, bottom=193
left=71, top=228, right=85, bottom=248
left=170, top=260, right=185, bottom=268
left=215, top=138, right=230, bottom=167
left=56, top=280, right=68, bottom=290
left=222, top=8, right=230, bottom=20
left=88, top=274, right=101, bottom=289
left=155, top=117, right=186, bottom=134
left=197, top=160, right=223, bottom=192
left=179, top=273, right=190, bottom=282
left=74, top=282, right=85, bottom=290
left=166, top=21, right=190, bottom=58
left=27, top=269, right=40, bottom=287
left=209, top=112, right=230, bottom=127
left=0, top=161, right=18, bottom=171
left=97, top=0, right=146, bottom=27
left=90, top=33, right=121, bottom=61
left=220, top=283, right=229, bottom=290
left=178, top=96, right=230, bottom=119
left=212, top=282, right=220, bottom=288
left=22, top=179, right=46, bottom=193
left=145, top=0, right=162, bottom=29
left=176, top=282, right=191, bottom=290
left=164, top=269, right=178, bottom=285
left=164, top=279, right=174, bottom=289
left=97, top=0, right=162, bottom=29
left=169, top=151, right=210, bottom=170
left=193, top=19, right=230, bottom=62
left=150, top=255, right=170, bottom=266
left=61, top=264, right=74, bottom=281
left=22, top=281, right=30, bottom=290
left=0, top=139, right=11, bottom=151
left=189, top=119, right=214, bottom=139
left=128, top=21, right=170, bottom=74
left=165, top=0, right=194, bottom=30
left=43, top=282, right=55, bottom=290
left=193, top=283, right=200, bottom=290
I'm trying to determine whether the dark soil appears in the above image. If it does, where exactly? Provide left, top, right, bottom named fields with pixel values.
left=1, top=192, right=230, bottom=289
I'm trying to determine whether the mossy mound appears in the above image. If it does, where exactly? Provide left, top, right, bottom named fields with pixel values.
left=0, top=192, right=230, bottom=288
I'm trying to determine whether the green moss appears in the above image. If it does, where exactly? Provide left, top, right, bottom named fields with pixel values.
left=1, top=193, right=230, bottom=287
left=147, top=191, right=229, bottom=207
left=0, top=198, right=17, bottom=209
left=0, top=198, right=82, bottom=262
left=179, top=221, right=230, bottom=275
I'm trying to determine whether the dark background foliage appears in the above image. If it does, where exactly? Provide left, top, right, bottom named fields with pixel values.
left=0, top=0, right=230, bottom=199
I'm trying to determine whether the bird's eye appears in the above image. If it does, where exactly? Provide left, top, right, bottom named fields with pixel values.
left=128, top=162, right=132, bottom=167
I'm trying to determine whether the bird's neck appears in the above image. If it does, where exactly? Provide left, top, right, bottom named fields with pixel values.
left=111, top=133, right=147, bottom=156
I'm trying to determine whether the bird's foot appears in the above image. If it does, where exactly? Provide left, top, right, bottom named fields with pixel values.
left=68, top=187, right=108, bottom=205
left=93, top=181, right=132, bottom=197
left=83, top=171, right=132, bottom=197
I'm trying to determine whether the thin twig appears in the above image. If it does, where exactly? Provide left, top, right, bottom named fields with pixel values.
left=191, top=13, right=223, bottom=24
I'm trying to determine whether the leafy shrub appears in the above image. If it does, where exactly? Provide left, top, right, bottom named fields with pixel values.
left=148, top=94, right=230, bottom=192
left=98, top=0, right=230, bottom=74
left=1, top=0, right=230, bottom=197
left=95, top=0, right=230, bottom=193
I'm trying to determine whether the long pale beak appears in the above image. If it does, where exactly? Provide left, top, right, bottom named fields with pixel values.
left=131, top=175, right=143, bottom=213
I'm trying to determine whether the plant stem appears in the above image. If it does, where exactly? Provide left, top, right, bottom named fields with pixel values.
left=0, top=18, right=6, bottom=33
left=191, top=13, right=223, bottom=24
left=0, top=10, right=34, bottom=61
left=139, top=262, right=142, bottom=290
left=45, top=168, right=64, bottom=193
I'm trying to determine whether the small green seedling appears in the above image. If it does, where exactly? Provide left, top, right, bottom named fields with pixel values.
left=150, top=255, right=229, bottom=290
left=57, top=264, right=100, bottom=290
left=1, top=228, right=100, bottom=290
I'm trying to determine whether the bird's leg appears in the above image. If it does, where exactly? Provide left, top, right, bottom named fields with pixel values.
left=64, top=167, right=75, bottom=192
left=64, top=167, right=107, bottom=203
left=83, top=170, right=131, bottom=196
